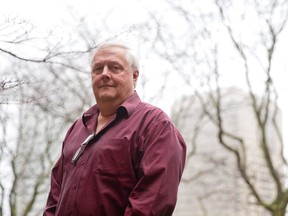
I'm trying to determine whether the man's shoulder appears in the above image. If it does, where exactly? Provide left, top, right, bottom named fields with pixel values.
left=138, top=101, right=162, bottom=112
left=83, top=104, right=99, bottom=116
left=137, top=101, right=170, bottom=120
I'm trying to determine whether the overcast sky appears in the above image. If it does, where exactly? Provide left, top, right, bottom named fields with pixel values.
left=0, top=0, right=154, bottom=30
left=2, top=0, right=288, bottom=149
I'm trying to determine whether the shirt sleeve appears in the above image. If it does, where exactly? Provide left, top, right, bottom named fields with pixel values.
left=43, top=121, right=77, bottom=216
left=43, top=156, right=63, bottom=216
left=124, top=115, right=186, bottom=216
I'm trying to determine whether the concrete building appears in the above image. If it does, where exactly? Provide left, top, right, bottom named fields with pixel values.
left=172, top=88, right=283, bottom=216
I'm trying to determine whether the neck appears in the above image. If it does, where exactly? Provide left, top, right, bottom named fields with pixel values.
left=96, top=98, right=122, bottom=117
left=99, top=111, right=116, bottom=117
left=97, top=102, right=117, bottom=117
left=96, top=110, right=116, bottom=134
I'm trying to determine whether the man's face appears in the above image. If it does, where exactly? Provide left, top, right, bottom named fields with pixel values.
left=91, top=47, right=139, bottom=105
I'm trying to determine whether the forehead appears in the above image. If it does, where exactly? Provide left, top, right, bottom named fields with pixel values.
left=92, top=47, right=128, bottom=64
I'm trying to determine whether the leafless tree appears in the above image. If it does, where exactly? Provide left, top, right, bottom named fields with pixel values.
left=164, top=0, right=288, bottom=215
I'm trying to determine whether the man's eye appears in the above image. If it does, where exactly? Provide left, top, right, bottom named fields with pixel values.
left=109, top=65, right=122, bottom=73
left=93, top=66, right=103, bottom=73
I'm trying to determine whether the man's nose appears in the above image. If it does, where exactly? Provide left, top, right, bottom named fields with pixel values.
left=102, top=65, right=111, bottom=76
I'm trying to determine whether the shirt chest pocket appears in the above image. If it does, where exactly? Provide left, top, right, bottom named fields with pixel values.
left=92, top=138, right=133, bottom=177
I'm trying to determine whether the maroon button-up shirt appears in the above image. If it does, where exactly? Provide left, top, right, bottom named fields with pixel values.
left=44, top=92, right=186, bottom=216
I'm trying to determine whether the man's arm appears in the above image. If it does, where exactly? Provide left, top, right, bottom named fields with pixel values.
left=125, top=117, right=186, bottom=216
left=43, top=156, right=63, bottom=215
left=43, top=121, right=77, bottom=216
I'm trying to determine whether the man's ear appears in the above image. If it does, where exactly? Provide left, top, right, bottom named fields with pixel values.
left=133, top=70, right=139, bottom=81
left=133, top=70, right=139, bottom=87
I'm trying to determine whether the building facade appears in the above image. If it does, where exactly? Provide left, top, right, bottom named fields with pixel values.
left=172, top=88, right=283, bottom=216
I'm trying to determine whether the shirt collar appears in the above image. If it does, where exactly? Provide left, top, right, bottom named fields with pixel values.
left=119, top=91, right=141, bottom=117
left=82, top=91, right=141, bottom=127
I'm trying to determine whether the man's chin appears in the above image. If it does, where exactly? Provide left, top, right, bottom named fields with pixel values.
left=98, top=93, right=115, bottom=102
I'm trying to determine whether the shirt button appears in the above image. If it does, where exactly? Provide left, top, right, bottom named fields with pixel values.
left=72, top=185, right=77, bottom=190
left=81, top=161, right=85, bottom=165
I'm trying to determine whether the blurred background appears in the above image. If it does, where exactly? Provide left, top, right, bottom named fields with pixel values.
left=1, top=0, right=288, bottom=215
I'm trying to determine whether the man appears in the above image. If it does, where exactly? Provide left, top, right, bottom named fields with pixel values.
left=44, top=42, right=186, bottom=216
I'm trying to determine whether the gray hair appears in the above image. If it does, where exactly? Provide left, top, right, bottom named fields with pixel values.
left=92, top=42, right=139, bottom=71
